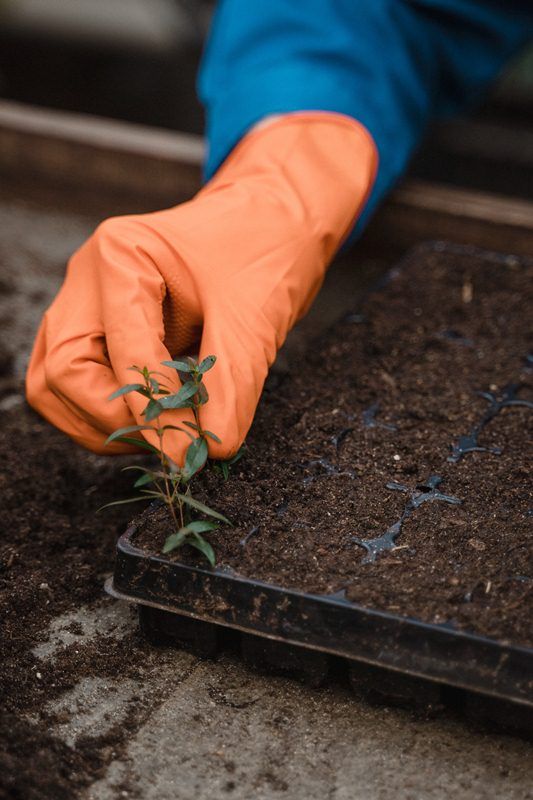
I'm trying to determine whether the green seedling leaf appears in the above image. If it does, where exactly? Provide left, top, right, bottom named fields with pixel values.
left=198, top=355, right=216, bottom=374
left=197, top=382, right=209, bottom=405
left=103, top=360, right=229, bottom=570
left=97, top=496, right=150, bottom=512
left=162, top=359, right=195, bottom=374
left=120, top=466, right=160, bottom=488
left=175, top=493, right=231, bottom=524
left=125, top=467, right=168, bottom=479
left=182, top=437, right=208, bottom=481
left=143, top=399, right=164, bottom=422
left=159, top=381, right=199, bottom=410
left=111, top=383, right=152, bottom=401
left=227, top=444, right=247, bottom=466
left=108, top=383, right=143, bottom=400
left=186, top=520, right=219, bottom=533
left=162, top=530, right=187, bottom=553
left=162, top=520, right=218, bottom=555
left=188, top=533, right=216, bottom=566
left=134, top=473, right=156, bottom=488
left=183, top=421, right=200, bottom=432
left=212, top=443, right=246, bottom=479
left=105, top=425, right=154, bottom=445
left=113, top=436, right=160, bottom=454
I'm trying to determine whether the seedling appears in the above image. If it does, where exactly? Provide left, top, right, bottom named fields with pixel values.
left=100, top=355, right=231, bottom=566
left=212, top=445, right=246, bottom=480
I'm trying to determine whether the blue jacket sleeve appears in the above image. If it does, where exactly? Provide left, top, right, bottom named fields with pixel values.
left=198, top=0, right=533, bottom=236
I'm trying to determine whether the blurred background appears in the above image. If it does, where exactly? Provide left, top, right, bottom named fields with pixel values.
left=0, top=0, right=532, bottom=200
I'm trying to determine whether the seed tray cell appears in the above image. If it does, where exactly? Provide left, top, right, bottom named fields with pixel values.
left=107, top=524, right=532, bottom=733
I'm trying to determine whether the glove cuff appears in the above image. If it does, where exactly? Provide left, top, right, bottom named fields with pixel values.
left=203, top=111, right=378, bottom=257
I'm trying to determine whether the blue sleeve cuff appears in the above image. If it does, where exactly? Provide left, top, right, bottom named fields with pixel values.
left=199, top=0, right=533, bottom=240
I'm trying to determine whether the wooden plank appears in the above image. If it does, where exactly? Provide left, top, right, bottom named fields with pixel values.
left=0, top=99, right=203, bottom=203
left=1, top=100, right=532, bottom=255
left=367, top=181, right=533, bottom=257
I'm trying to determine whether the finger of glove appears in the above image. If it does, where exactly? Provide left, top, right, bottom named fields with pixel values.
left=36, top=241, right=141, bottom=438
left=26, top=316, right=137, bottom=455
left=196, top=301, right=271, bottom=461
left=45, top=330, right=139, bottom=437
left=97, top=226, right=196, bottom=465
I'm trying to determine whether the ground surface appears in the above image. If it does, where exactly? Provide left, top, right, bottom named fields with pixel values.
left=1, top=184, right=532, bottom=800
left=137, top=244, right=532, bottom=645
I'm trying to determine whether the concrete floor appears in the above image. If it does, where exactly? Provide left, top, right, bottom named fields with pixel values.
left=29, top=598, right=533, bottom=800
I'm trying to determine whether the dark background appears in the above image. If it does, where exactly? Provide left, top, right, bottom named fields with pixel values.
left=1, top=0, right=532, bottom=198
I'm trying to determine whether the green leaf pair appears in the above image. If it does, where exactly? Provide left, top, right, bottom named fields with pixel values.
left=162, top=355, right=216, bottom=376
left=213, top=444, right=247, bottom=480
left=162, top=519, right=219, bottom=566
left=182, top=437, right=208, bottom=481
left=158, top=381, right=199, bottom=410
left=102, top=356, right=234, bottom=568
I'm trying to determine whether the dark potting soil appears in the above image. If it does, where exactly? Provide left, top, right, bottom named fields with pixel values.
left=135, top=243, right=533, bottom=647
left=0, top=181, right=177, bottom=799
left=0, top=400, right=151, bottom=799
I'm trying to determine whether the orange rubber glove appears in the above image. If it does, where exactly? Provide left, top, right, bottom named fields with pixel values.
left=26, top=113, right=377, bottom=463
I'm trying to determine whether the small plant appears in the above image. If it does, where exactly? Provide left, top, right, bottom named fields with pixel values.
left=101, top=355, right=231, bottom=566
left=212, top=445, right=246, bottom=480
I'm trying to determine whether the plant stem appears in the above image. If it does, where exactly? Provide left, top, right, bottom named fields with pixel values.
left=144, top=369, right=182, bottom=532
left=192, top=370, right=202, bottom=433
left=157, top=424, right=182, bottom=529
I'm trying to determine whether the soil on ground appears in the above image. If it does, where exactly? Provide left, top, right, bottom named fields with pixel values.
left=0, top=182, right=167, bottom=799
left=0, top=399, right=154, bottom=799
left=136, top=243, right=533, bottom=647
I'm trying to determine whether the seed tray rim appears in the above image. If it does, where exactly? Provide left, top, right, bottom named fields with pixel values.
left=115, top=525, right=532, bottom=654
left=108, top=522, right=533, bottom=708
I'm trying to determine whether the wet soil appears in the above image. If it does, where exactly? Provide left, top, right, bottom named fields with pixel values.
left=0, top=182, right=166, bottom=799
left=0, top=400, right=150, bottom=799
left=136, top=243, right=533, bottom=647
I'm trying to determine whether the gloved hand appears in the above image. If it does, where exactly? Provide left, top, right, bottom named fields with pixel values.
left=26, top=113, right=377, bottom=463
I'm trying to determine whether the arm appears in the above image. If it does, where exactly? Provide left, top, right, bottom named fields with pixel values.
left=200, top=0, right=533, bottom=234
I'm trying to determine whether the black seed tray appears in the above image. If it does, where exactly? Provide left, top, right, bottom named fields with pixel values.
left=107, top=243, right=532, bottom=732
left=107, top=523, right=533, bottom=731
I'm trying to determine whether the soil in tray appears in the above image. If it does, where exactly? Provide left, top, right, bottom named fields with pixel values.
left=135, top=242, right=533, bottom=647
